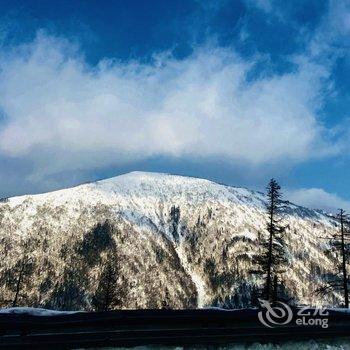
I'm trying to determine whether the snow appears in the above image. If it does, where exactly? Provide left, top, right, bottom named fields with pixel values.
left=5, top=171, right=254, bottom=211
left=332, top=308, right=350, bottom=314
left=0, top=307, right=78, bottom=316
left=235, top=229, right=257, bottom=241
left=0, top=171, right=342, bottom=309
left=4, top=171, right=333, bottom=229
left=176, top=245, right=209, bottom=308
left=190, top=272, right=207, bottom=308
left=81, top=339, right=350, bottom=349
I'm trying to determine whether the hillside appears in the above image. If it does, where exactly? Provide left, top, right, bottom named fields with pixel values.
left=0, top=171, right=341, bottom=310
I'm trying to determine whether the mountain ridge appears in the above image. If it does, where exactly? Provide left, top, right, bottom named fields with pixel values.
left=0, top=171, right=341, bottom=310
left=4, top=171, right=327, bottom=219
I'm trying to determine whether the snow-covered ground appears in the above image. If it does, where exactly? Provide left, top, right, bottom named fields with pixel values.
left=0, top=307, right=78, bottom=316
left=77, top=339, right=350, bottom=349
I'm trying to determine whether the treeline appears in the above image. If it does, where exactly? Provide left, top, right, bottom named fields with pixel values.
left=0, top=180, right=348, bottom=311
left=1, top=221, right=125, bottom=311
left=252, top=179, right=350, bottom=308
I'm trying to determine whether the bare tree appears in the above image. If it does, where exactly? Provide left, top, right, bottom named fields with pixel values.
left=10, top=253, right=35, bottom=307
left=317, top=209, right=350, bottom=308
left=5, top=238, right=37, bottom=308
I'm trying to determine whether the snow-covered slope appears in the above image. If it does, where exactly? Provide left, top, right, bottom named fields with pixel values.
left=0, top=172, right=341, bottom=310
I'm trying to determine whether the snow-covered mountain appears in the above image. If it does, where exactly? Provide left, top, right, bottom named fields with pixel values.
left=0, top=171, right=342, bottom=310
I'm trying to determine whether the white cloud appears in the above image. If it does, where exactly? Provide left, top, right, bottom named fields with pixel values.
left=286, top=188, right=350, bottom=214
left=0, top=32, right=338, bottom=181
left=324, top=0, right=350, bottom=37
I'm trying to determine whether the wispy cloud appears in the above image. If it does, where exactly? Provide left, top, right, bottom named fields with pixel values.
left=286, top=188, right=350, bottom=214
left=0, top=0, right=349, bottom=201
left=0, top=32, right=339, bottom=183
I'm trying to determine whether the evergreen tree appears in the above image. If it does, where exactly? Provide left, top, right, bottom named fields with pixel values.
left=92, top=250, right=120, bottom=311
left=49, top=266, right=86, bottom=311
left=317, top=209, right=350, bottom=308
left=169, top=206, right=180, bottom=242
left=252, top=179, right=288, bottom=302
left=162, top=287, right=170, bottom=309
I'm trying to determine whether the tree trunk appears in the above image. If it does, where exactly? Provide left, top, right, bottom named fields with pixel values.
left=266, top=197, right=274, bottom=301
left=12, top=260, right=25, bottom=307
left=103, top=265, right=112, bottom=311
left=340, top=210, right=349, bottom=308
left=272, top=275, right=278, bottom=304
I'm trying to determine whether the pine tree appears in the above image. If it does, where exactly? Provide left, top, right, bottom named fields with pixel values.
left=92, top=250, right=120, bottom=311
left=317, top=209, right=350, bottom=308
left=169, top=206, right=180, bottom=242
left=252, top=179, right=288, bottom=302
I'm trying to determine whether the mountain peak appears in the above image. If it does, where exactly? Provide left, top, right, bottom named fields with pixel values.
left=0, top=169, right=339, bottom=309
left=3, top=171, right=327, bottom=224
left=96, top=171, right=212, bottom=185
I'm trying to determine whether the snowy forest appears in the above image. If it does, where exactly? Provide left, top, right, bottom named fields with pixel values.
left=0, top=172, right=348, bottom=312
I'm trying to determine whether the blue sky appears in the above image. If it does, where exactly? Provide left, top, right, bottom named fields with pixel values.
left=0, top=0, right=350, bottom=212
